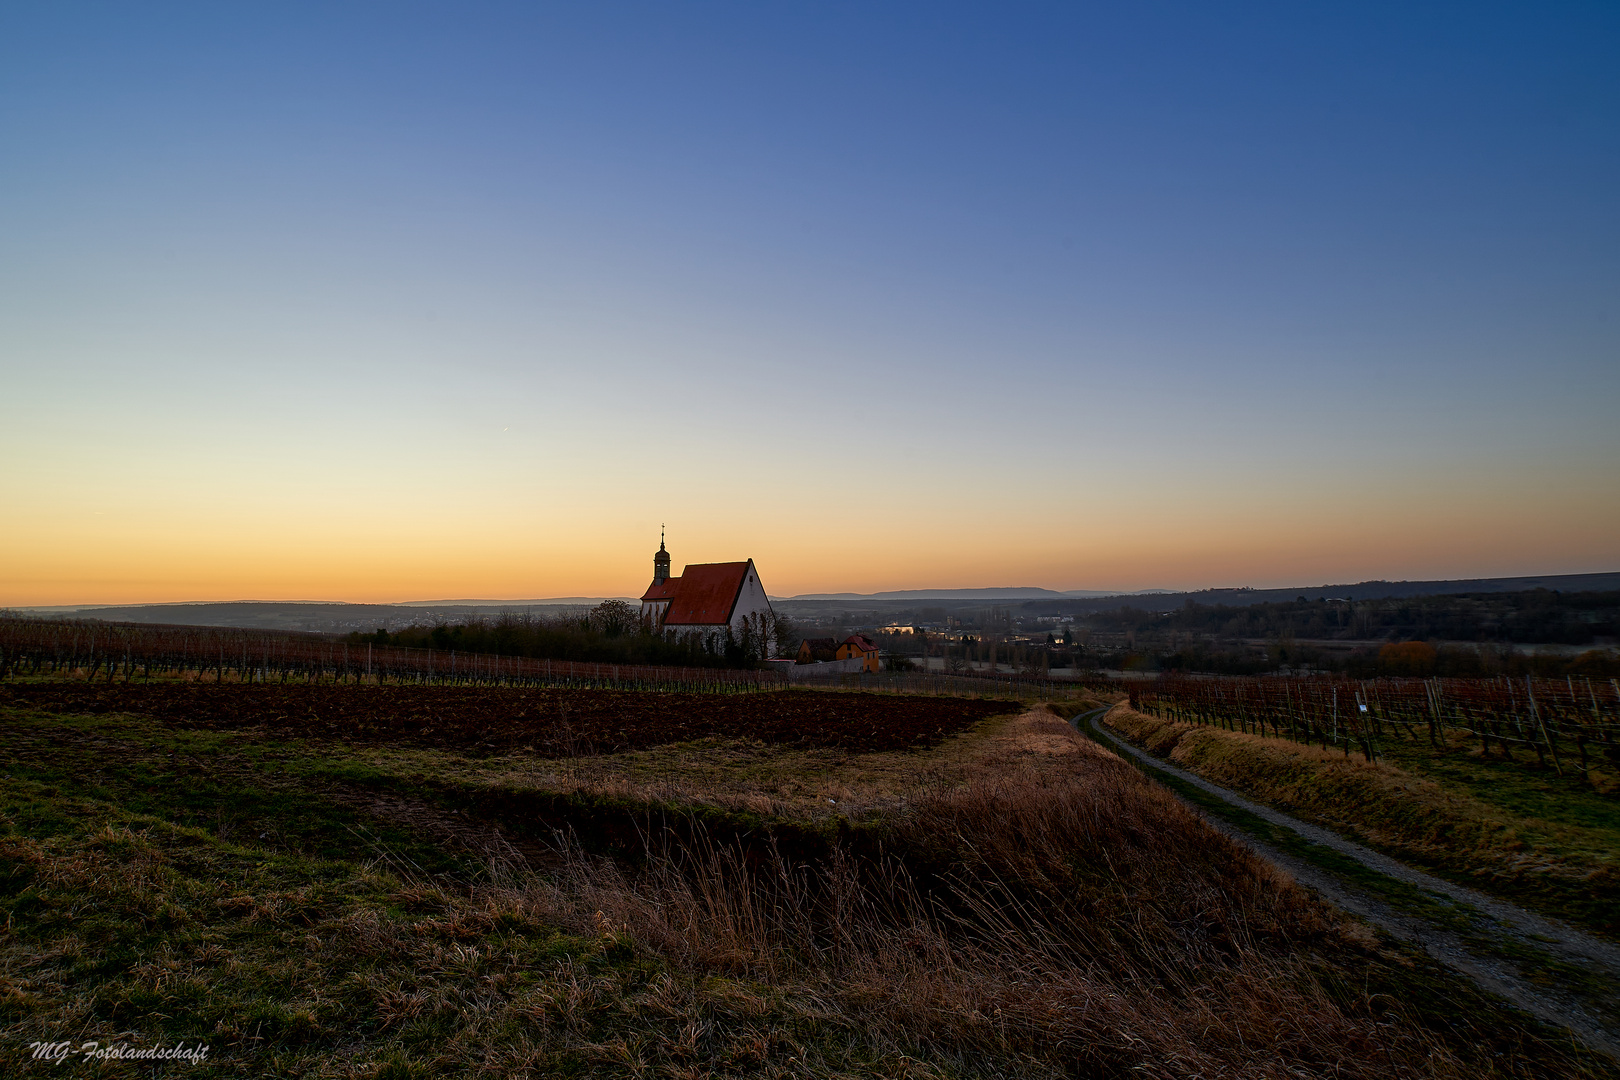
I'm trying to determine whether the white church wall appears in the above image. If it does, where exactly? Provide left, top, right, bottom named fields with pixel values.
left=727, top=563, right=773, bottom=632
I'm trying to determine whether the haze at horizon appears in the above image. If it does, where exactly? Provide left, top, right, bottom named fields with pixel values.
left=2, top=2, right=1617, bottom=607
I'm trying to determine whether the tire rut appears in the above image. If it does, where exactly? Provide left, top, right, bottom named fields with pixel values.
left=1071, top=705, right=1620, bottom=1059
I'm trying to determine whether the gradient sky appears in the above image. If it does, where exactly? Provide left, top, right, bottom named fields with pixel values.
left=3, top=2, right=1617, bottom=605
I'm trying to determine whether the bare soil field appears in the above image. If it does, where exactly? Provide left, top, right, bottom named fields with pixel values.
left=0, top=683, right=1015, bottom=755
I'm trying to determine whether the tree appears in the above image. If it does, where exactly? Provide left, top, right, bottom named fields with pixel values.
left=768, top=611, right=797, bottom=658
left=730, top=610, right=795, bottom=663
left=587, top=600, right=640, bottom=638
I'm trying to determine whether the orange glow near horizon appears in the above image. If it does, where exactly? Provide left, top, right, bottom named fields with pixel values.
left=5, top=463, right=1615, bottom=607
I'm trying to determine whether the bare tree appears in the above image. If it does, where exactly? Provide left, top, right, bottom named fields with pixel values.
left=588, top=600, right=640, bottom=638
left=769, top=611, right=796, bottom=659
left=732, top=610, right=792, bottom=662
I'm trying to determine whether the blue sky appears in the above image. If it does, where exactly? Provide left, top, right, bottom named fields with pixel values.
left=2, top=2, right=1617, bottom=602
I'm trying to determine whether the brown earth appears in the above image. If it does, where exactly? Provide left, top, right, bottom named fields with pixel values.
left=0, top=682, right=1017, bottom=755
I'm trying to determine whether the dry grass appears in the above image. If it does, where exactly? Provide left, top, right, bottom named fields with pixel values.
left=1103, top=704, right=1620, bottom=932
left=456, top=711, right=1572, bottom=1078
left=404, top=704, right=1087, bottom=826
left=1, top=699, right=1607, bottom=1077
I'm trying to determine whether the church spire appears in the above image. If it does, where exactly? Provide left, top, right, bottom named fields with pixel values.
left=653, top=526, right=671, bottom=585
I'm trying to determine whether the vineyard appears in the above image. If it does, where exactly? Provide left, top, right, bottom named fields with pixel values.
left=0, top=616, right=1093, bottom=700
left=0, top=616, right=780, bottom=693
left=1128, top=673, right=1620, bottom=777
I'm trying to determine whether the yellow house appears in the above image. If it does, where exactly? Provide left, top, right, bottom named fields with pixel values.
left=836, top=634, right=881, bottom=673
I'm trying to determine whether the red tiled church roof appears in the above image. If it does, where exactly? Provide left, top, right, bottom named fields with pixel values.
left=662, top=561, right=751, bottom=626
left=640, top=577, right=681, bottom=602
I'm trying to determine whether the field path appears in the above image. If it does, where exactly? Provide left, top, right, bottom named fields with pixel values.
left=1071, top=705, right=1620, bottom=1058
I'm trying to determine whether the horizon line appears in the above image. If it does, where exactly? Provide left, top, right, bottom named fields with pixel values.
left=8, top=568, right=1618, bottom=612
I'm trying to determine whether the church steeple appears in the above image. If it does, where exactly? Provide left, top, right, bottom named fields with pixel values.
left=653, top=527, right=671, bottom=585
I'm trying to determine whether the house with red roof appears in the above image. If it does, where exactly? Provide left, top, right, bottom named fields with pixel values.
left=836, top=634, right=881, bottom=673
left=639, top=534, right=776, bottom=653
left=795, top=634, right=880, bottom=673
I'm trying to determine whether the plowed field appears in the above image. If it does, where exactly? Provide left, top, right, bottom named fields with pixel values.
left=0, top=683, right=1018, bottom=755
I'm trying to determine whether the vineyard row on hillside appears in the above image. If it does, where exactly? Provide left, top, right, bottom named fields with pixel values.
left=0, top=617, right=781, bottom=693
left=0, top=617, right=1091, bottom=700
left=1129, top=673, right=1620, bottom=776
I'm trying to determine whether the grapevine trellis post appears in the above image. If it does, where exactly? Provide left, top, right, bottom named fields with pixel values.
left=1122, top=669, right=1617, bottom=777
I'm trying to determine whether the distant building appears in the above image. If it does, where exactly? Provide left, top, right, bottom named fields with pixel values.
left=791, top=634, right=879, bottom=675
left=796, top=637, right=838, bottom=663
left=638, top=534, right=776, bottom=651
left=837, top=634, right=881, bottom=673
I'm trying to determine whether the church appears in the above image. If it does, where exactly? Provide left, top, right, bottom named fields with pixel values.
left=639, top=534, right=777, bottom=651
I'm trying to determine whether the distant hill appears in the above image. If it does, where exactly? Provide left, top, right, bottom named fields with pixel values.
left=778, top=573, right=1620, bottom=607
left=783, top=587, right=1172, bottom=601
left=773, top=572, right=1620, bottom=620
left=1043, top=572, right=1620, bottom=615
left=11, top=572, right=1615, bottom=631
left=4, top=600, right=625, bottom=634
left=394, top=597, right=630, bottom=607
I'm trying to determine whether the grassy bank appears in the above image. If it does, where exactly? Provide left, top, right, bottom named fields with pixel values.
left=1102, top=705, right=1620, bottom=938
left=0, top=689, right=1608, bottom=1077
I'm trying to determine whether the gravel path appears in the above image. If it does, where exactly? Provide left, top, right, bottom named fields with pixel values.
left=1072, top=705, right=1620, bottom=1058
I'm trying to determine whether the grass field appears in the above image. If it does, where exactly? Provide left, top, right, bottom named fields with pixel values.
left=0, top=682, right=1610, bottom=1077
left=1102, top=703, right=1620, bottom=939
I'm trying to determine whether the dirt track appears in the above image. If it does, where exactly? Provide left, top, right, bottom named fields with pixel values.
left=1076, top=705, right=1620, bottom=1060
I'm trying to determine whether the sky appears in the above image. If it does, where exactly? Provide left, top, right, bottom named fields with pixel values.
left=2, top=2, right=1617, bottom=605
